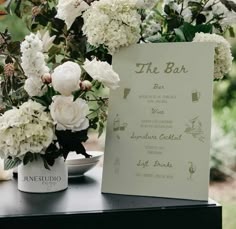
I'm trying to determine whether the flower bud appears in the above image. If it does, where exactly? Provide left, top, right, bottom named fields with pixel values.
left=80, top=80, right=92, bottom=91
left=41, top=73, right=52, bottom=84
left=32, top=6, right=41, bottom=17
left=4, top=63, right=14, bottom=77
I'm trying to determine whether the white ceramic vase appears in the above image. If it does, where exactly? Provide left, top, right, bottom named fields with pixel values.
left=18, top=157, right=68, bottom=193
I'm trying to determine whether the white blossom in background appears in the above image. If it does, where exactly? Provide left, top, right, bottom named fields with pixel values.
left=210, top=118, right=236, bottom=173
left=221, top=14, right=236, bottom=27
left=50, top=95, right=89, bottom=132
left=51, top=61, right=81, bottom=96
left=36, top=30, right=56, bottom=52
left=193, top=32, right=233, bottom=80
left=136, top=0, right=158, bottom=9
left=20, top=33, right=49, bottom=79
left=162, top=0, right=193, bottom=22
left=83, top=58, right=120, bottom=89
left=204, top=0, right=236, bottom=27
left=56, top=0, right=89, bottom=29
left=142, top=9, right=162, bottom=39
left=82, top=0, right=141, bottom=54
left=0, top=100, right=54, bottom=159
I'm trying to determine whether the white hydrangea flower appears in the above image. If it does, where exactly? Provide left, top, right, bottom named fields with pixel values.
left=56, top=0, right=89, bottom=29
left=193, top=32, right=233, bottom=79
left=51, top=61, right=81, bottom=96
left=83, top=58, right=120, bottom=90
left=21, top=33, right=49, bottom=78
left=82, top=0, right=141, bottom=54
left=50, top=95, right=89, bottom=132
left=0, top=100, right=54, bottom=159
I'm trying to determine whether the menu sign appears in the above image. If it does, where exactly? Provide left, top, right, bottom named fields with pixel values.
left=102, top=43, right=215, bottom=200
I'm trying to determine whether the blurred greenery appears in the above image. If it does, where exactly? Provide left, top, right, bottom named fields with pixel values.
left=0, top=12, right=29, bottom=40
left=223, top=203, right=236, bottom=229
left=212, top=31, right=236, bottom=178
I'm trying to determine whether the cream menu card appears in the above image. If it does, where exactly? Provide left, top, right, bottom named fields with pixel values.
left=102, top=42, right=215, bottom=200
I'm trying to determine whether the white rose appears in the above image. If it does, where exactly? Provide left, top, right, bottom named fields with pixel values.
left=83, top=59, right=120, bottom=90
left=50, top=95, right=89, bottom=132
left=52, top=61, right=81, bottom=96
left=24, top=77, right=47, bottom=97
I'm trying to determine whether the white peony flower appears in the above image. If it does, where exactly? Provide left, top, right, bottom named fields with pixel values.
left=0, top=100, right=54, bottom=159
left=24, top=77, right=47, bottom=97
left=82, top=0, right=141, bottom=54
left=51, top=61, right=81, bottom=96
left=36, top=30, right=56, bottom=52
left=193, top=32, right=233, bottom=79
left=50, top=95, right=89, bottom=132
left=83, top=59, right=120, bottom=90
left=56, top=0, right=89, bottom=29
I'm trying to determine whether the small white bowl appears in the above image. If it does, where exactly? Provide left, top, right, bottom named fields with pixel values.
left=66, top=151, right=103, bottom=165
left=66, top=151, right=103, bottom=177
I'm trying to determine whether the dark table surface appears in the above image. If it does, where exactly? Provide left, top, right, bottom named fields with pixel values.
left=0, top=166, right=218, bottom=218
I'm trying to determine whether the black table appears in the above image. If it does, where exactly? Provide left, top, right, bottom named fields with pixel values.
left=0, top=167, right=222, bottom=229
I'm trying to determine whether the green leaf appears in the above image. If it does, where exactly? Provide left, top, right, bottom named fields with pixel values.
left=98, top=121, right=104, bottom=138
left=23, top=152, right=34, bottom=165
left=188, top=1, right=202, bottom=8
left=229, top=26, right=235, bottom=37
left=4, top=157, right=22, bottom=170
left=32, top=96, right=48, bottom=107
left=196, top=14, right=206, bottom=25
left=180, top=23, right=213, bottom=41
left=0, top=65, right=4, bottom=74
left=180, top=23, right=196, bottom=41
left=41, top=156, right=51, bottom=170
left=14, top=0, right=22, bottom=18
left=5, top=55, right=13, bottom=64
left=164, top=5, right=171, bottom=15
left=195, top=24, right=212, bottom=33
left=174, top=28, right=186, bottom=41
left=167, top=16, right=183, bottom=31
left=86, top=44, right=97, bottom=53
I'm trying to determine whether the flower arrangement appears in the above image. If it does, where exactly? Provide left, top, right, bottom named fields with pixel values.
left=0, top=0, right=235, bottom=170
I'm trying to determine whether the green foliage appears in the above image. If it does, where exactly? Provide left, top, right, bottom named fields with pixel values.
left=223, top=203, right=236, bottom=229
left=4, top=157, right=22, bottom=170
